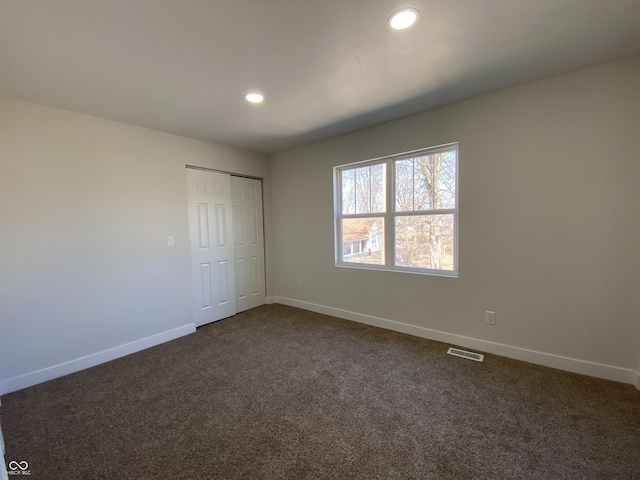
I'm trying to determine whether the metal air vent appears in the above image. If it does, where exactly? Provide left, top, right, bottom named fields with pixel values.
left=447, top=347, right=484, bottom=362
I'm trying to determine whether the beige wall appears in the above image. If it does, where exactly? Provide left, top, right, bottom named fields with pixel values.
left=0, top=97, right=270, bottom=390
left=270, top=56, right=640, bottom=377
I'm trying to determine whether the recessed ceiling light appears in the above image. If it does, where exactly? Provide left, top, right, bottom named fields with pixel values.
left=244, top=92, right=264, bottom=104
left=389, top=8, right=419, bottom=30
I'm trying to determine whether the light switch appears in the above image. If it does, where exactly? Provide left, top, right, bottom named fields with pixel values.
left=166, top=236, right=175, bottom=247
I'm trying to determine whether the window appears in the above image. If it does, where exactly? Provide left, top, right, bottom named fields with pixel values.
left=334, top=143, right=458, bottom=277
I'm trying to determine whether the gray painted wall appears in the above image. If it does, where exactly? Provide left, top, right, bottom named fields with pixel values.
left=270, top=56, right=640, bottom=377
left=1, top=56, right=639, bottom=392
left=0, top=98, right=270, bottom=389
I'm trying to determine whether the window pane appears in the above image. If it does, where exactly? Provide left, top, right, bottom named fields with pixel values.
left=341, top=169, right=355, bottom=215
left=341, top=218, right=384, bottom=265
left=355, top=167, right=369, bottom=214
left=437, top=150, right=456, bottom=209
left=395, top=159, right=414, bottom=212
left=395, top=214, right=454, bottom=271
left=413, top=156, right=431, bottom=209
left=343, top=163, right=385, bottom=214
left=395, top=149, right=456, bottom=212
left=371, top=163, right=385, bottom=213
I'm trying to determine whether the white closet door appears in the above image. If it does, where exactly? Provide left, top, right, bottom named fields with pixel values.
left=187, top=169, right=236, bottom=326
left=231, top=176, right=266, bottom=312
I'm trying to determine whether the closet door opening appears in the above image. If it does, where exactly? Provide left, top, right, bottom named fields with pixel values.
left=187, top=168, right=266, bottom=326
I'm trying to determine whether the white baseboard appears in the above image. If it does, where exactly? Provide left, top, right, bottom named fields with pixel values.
left=273, top=296, right=638, bottom=387
left=0, top=419, right=5, bottom=480
left=265, top=296, right=276, bottom=305
left=0, top=324, right=196, bottom=396
left=1, top=451, right=6, bottom=480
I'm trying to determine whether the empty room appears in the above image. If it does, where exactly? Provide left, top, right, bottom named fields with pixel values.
left=1, top=1, right=639, bottom=479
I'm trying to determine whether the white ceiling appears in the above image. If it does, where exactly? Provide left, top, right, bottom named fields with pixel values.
left=1, top=0, right=639, bottom=154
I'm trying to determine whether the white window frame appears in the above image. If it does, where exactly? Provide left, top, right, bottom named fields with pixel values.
left=334, top=143, right=459, bottom=277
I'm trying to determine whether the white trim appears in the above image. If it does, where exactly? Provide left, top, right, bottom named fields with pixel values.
left=265, top=296, right=276, bottom=305
left=0, top=324, right=196, bottom=396
left=273, top=296, right=638, bottom=387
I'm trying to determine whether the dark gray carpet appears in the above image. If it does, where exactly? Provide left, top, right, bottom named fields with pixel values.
left=2, top=304, right=639, bottom=479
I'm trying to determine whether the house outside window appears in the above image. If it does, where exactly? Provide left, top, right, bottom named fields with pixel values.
left=334, top=143, right=458, bottom=277
left=342, top=218, right=383, bottom=261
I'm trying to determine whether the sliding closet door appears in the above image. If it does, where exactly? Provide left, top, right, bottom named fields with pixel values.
left=231, top=176, right=266, bottom=312
left=187, top=169, right=236, bottom=326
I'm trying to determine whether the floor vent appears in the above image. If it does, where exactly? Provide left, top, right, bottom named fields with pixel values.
left=447, top=347, right=484, bottom=362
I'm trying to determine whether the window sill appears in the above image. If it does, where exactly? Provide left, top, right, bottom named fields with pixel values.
left=335, top=262, right=458, bottom=278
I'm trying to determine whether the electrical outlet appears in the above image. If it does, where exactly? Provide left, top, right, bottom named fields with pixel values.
left=485, top=311, right=496, bottom=325
left=166, top=236, right=175, bottom=247
left=297, top=281, right=303, bottom=290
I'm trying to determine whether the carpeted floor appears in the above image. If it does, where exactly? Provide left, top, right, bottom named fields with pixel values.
left=2, top=304, right=639, bottom=479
